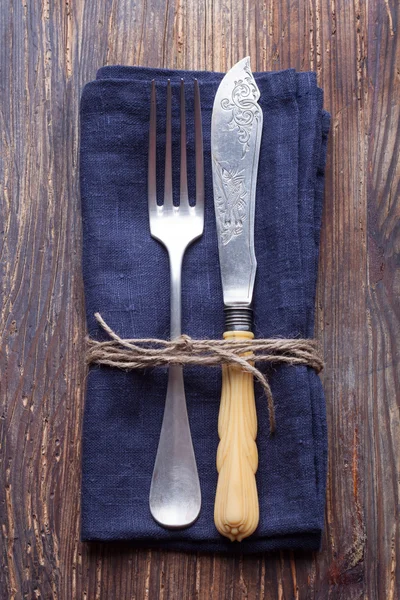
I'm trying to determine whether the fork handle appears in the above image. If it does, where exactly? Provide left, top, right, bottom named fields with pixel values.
left=214, top=330, right=259, bottom=541
left=149, top=364, right=201, bottom=528
left=149, top=248, right=201, bottom=528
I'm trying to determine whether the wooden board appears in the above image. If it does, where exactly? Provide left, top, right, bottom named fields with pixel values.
left=1, top=0, right=398, bottom=598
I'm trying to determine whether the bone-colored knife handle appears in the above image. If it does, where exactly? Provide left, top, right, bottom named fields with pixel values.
left=214, top=330, right=259, bottom=541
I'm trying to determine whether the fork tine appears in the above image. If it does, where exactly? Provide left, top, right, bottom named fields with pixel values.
left=148, top=80, right=157, bottom=212
left=180, top=79, right=189, bottom=207
left=164, top=79, right=173, bottom=208
left=194, top=79, right=204, bottom=213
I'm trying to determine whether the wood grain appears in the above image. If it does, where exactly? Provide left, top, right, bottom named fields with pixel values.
left=0, top=0, right=398, bottom=598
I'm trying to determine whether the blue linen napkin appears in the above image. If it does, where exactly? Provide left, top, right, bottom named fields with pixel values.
left=80, top=65, right=330, bottom=553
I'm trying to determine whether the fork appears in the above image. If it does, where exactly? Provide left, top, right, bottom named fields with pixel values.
left=148, top=79, right=204, bottom=528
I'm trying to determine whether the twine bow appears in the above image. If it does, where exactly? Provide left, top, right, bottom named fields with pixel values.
left=86, top=313, right=324, bottom=433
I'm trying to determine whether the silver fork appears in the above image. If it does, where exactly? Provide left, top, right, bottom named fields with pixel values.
left=148, top=79, right=204, bottom=528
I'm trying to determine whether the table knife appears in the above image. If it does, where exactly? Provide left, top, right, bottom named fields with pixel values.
left=211, top=57, right=263, bottom=541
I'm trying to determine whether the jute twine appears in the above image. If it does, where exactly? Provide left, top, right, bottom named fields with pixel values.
left=86, top=312, right=324, bottom=433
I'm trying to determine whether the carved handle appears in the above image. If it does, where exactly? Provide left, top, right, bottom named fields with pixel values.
left=214, top=330, right=259, bottom=541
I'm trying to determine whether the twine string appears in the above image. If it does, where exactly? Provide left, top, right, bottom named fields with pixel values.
left=86, top=312, right=324, bottom=433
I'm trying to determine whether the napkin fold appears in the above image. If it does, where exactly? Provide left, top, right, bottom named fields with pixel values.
left=80, top=65, right=330, bottom=553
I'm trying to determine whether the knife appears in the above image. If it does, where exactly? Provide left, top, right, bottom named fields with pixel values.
left=211, top=57, right=263, bottom=541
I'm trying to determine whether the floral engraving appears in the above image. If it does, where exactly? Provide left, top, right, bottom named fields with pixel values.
left=220, top=60, right=261, bottom=157
left=213, top=157, right=248, bottom=245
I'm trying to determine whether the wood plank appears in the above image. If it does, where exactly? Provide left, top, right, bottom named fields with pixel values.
left=0, top=0, right=398, bottom=598
left=365, top=1, right=400, bottom=598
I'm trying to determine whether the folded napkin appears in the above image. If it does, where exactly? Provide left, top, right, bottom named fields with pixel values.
left=80, top=65, right=330, bottom=553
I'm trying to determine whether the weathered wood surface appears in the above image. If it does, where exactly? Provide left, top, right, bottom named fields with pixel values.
left=0, top=0, right=398, bottom=598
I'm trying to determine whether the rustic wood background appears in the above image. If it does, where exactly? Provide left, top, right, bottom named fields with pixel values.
left=1, top=0, right=399, bottom=598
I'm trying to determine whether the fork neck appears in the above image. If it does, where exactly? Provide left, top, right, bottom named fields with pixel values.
left=168, top=248, right=184, bottom=340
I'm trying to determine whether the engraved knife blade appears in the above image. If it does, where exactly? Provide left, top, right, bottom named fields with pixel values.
left=211, top=56, right=263, bottom=308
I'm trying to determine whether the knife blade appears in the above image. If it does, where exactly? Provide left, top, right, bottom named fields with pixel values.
left=211, top=57, right=263, bottom=541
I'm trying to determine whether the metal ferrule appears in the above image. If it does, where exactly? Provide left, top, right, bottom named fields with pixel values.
left=224, top=306, right=253, bottom=332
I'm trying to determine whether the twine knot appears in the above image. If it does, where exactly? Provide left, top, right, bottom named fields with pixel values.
left=86, top=312, right=324, bottom=433
left=175, top=334, right=194, bottom=353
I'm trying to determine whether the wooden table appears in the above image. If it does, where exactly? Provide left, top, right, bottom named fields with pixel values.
left=1, top=1, right=398, bottom=598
